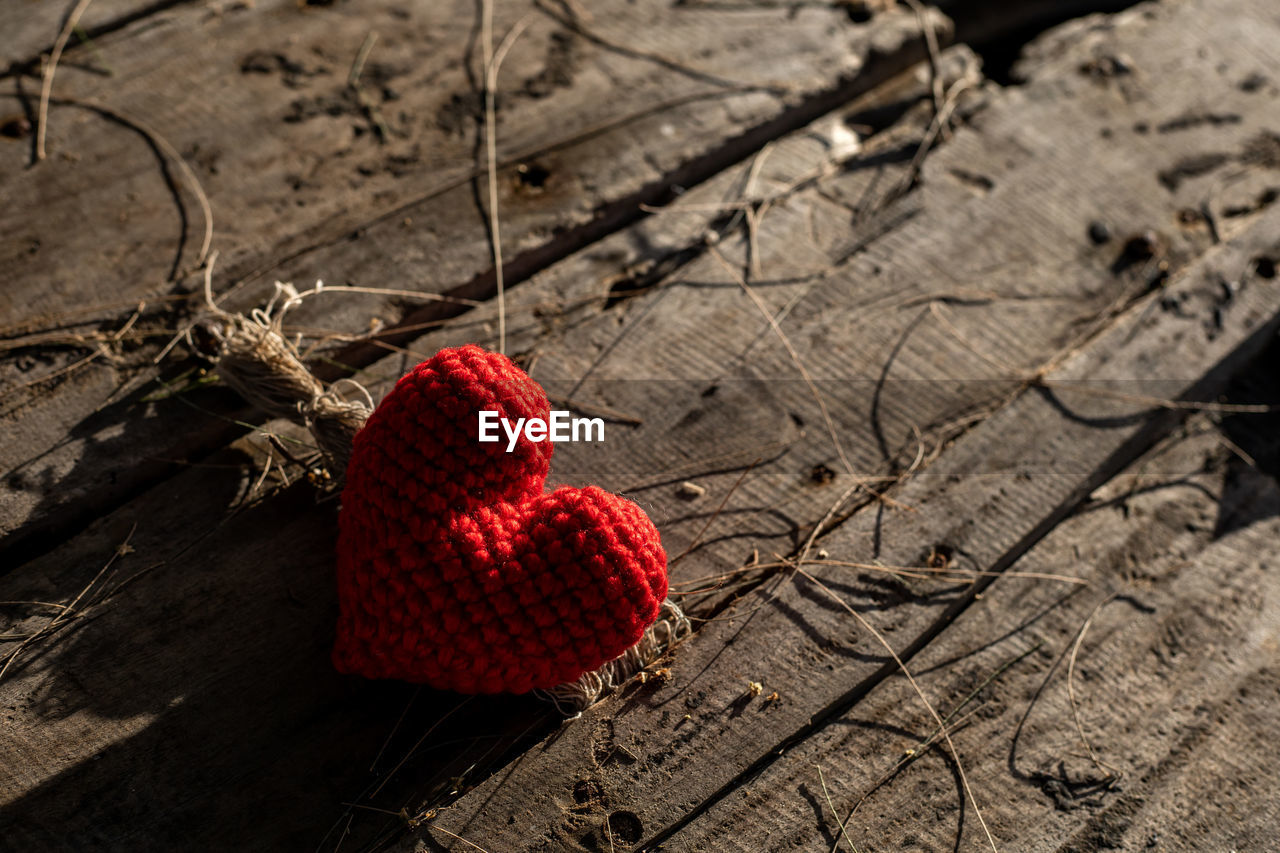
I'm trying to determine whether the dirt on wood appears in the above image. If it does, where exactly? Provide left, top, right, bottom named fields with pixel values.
left=2, top=0, right=1280, bottom=851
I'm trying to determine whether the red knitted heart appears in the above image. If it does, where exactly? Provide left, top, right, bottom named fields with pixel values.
left=332, top=345, right=668, bottom=694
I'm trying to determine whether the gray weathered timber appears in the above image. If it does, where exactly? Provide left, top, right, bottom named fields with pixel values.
left=0, top=66, right=962, bottom=851
left=0, top=0, right=947, bottom=559
left=423, top=198, right=1280, bottom=853
left=0, top=0, right=165, bottom=73
left=669, top=394, right=1280, bottom=851
left=416, top=0, right=1280, bottom=844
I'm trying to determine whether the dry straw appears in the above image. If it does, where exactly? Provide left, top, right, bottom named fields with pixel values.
left=186, top=252, right=685, bottom=711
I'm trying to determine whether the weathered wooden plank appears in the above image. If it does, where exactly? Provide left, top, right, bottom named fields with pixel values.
left=0, top=0, right=167, bottom=74
left=0, top=0, right=946, bottom=559
left=382, top=0, right=1280, bottom=627
left=416, top=0, right=1280, bottom=844
left=4, top=2, right=1279, bottom=851
left=424, top=201, right=1280, bottom=853
left=669, top=386, right=1280, bottom=851
left=0, top=56, right=971, bottom=853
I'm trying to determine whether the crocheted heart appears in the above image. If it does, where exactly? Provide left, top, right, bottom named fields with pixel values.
left=333, top=345, right=668, bottom=694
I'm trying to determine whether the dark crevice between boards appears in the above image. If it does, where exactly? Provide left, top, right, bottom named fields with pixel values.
left=325, top=28, right=945, bottom=373
left=601, top=76, right=939, bottom=310
left=0, top=23, right=945, bottom=573
left=634, top=305, right=1280, bottom=853
left=939, top=0, right=1145, bottom=85
left=1, top=0, right=202, bottom=80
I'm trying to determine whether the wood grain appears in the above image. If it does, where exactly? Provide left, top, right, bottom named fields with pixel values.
left=0, top=63, right=962, bottom=851
left=416, top=0, right=1280, bottom=847
left=0, top=0, right=166, bottom=73
left=670, top=381, right=1280, bottom=852
left=0, top=0, right=946, bottom=560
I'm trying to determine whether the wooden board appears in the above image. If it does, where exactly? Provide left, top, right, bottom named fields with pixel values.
left=416, top=0, right=1280, bottom=846
left=0, top=0, right=947, bottom=560
left=0, top=55, right=971, bottom=852
left=421, top=203, right=1280, bottom=853
left=0, top=0, right=163, bottom=73
left=2, top=1, right=1279, bottom=851
left=667, top=370, right=1280, bottom=851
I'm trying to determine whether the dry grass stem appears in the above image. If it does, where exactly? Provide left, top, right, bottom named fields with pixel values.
left=0, top=524, right=137, bottom=685
left=834, top=642, right=1041, bottom=851
left=249, top=443, right=275, bottom=496
left=1067, top=594, right=1120, bottom=780
left=818, top=765, right=861, bottom=853
left=929, top=302, right=1273, bottom=415
left=1, top=299, right=145, bottom=400
left=369, top=696, right=474, bottom=798
left=370, top=686, right=424, bottom=772
left=540, top=600, right=692, bottom=714
left=349, top=32, right=390, bottom=142
left=289, top=283, right=482, bottom=308
left=425, top=824, right=493, bottom=853
left=796, top=567, right=999, bottom=853
left=669, top=460, right=760, bottom=568
left=37, top=0, right=95, bottom=160
left=545, top=395, right=643, bottom=425
left=481, top=4, right=537, bottom=356
left=532, top=0, right=794, bottom=95
left=672, top=558, right=1087, bottom=595
left=708, top=244, right=855, bottom=477
left=1035, top=381, right=1272, bottom=414
left=884, top=75, right=975, bottom=206
left=902, top=0, right=944, bottom=126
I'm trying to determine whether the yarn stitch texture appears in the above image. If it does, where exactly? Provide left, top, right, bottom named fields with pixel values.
left=333, top=345, right=668, bottom=694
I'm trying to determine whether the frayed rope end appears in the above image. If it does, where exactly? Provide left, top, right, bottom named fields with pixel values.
left=191, top=275, right=372, bottom=479
left=537, top=599, right=692, bottom=716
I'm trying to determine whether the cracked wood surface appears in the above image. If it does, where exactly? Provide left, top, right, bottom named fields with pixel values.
left=2, top=0, right=1280, bottom=851
left=0, top=45, right=974, bottom=852
left=671, top=366, right=1280, bottom=852
left=413, top=0, right=1280, bottom=849
left=0, top=0, right=945, bottom=558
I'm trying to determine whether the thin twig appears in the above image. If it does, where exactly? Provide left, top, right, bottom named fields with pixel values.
left=288, top=283, right=482, bottom=308
left=672, top=559, right=1087, bottom=593
left=902, top=0, right=943, bottom=127
left=370, top=686, right=423, bottom=772
left=0, top=523, right=137, bottom=685
left=797, top=567, right=999, bottom=852
left=425, top=824, right=493, bottom=853
left=155, top=250, right=221, bottom=363
left=929, top=301, right=1274, bottom=415
left=834, top=642, right=1041, bottom=852
left=481, top=5, right=536, bottom=355
left=669, top=460, right=760, bottom=567
left=349, top=32, right=390, bottom=142
left=1035, top=380, right=1272, bottom=415
left=37, top=0, right=96, bottom=160
left=1067, top=593, right=1120, bottom=780
left=707, top=244, right=854, bottom=477
left=1, top=345, right=104, bottom=400
left=370, top=696, right=474, bottom=798
left=890, top=76, right=974, bottom=202
left=817, top=765, right=860, bottom=853
left=532, top=0, right=793, bottom=95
